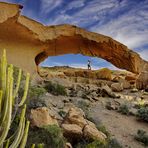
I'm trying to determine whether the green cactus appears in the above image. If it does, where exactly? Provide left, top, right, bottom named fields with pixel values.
left=0, top=49, right=30, bottom=147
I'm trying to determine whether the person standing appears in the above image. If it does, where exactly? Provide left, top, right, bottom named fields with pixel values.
left=87, top=60, right=91, bottom=70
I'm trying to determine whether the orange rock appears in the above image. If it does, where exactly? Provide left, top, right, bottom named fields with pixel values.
left=30, top=107, right=58, bottom=127
left=96, top=68, right=112, bottom=80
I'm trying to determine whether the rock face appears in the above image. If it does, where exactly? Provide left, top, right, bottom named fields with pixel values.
left=30, top=107, right=58, bottom=127
left=62, top=107, right=107, bottom=142
left=0, top=2, right=147, bottom=89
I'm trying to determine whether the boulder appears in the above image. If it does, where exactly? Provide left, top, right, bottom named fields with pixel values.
left=131, top=88, right=138, bottom=93
left=136, top=71, right=148, bottom=89
left=64, top=107, right=87, bottom=128
left=121, top=80, right=131, bottom=89
left=111, top=83, right=123, bottom=92
left=125, top=75, right=136, bottom=81
left=62, top=124, right=83, bottom=137
left=101, top=85, right=119, bottom=98
left=30, top=107, right=58, bottom=127
left=95, top=68, right=112, bottom=80
left=83, top=124, right=107, bottom=142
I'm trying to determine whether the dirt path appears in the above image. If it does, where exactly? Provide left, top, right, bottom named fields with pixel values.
left=90, top=104, right=148, bottom=148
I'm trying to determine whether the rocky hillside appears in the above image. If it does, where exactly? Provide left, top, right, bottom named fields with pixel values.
left=24, top=66, right=148, bottom=148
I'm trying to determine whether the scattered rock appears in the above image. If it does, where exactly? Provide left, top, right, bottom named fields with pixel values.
left=106, top=101, right=120, bottom=110
left=129, top=108, right=137, bottom=116
left=111, top=83, right=123, bottom=92
left=65, top=142, right=73, bottom=148
left=121, top=80, right=131, bottom=89
left=30, top=107, right=58, bottom=127
left=101, top=85, right=120, bottom=98
left=131, top=88, right=138, bottom=93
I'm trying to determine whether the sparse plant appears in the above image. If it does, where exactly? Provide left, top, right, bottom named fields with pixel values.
left=86, top=139, right=106, bottom=148
left=136, top=107, right=148, bottom=122
left=118, top=104, right=130, bottom=115
left=135, top=129, right=148, bottom=146
left=26, top=125, right=66, bottom=148
left=96, top=124, right=110, bottom=138
left=77, top=100, right=90, bottom=114
left=107, top=138, right=123, bottom=148
left=58, top=110, right=67, bottom=118
left=44, top=81, right=67, bottom=96
left=27, top=85, right=47, bottom=109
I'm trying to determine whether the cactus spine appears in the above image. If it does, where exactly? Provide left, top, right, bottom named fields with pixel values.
left=0, top=50, right=30, bottom=147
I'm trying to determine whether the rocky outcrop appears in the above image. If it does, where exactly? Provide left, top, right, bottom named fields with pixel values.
left=30, top=107, right=58, bottom=127
left=62, top=107, right=107, bottom=142
left=0, top=2, right=147, bottom=89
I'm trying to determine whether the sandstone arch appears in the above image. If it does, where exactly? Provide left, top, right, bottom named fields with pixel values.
left=0, top=2, right=147, bottom=89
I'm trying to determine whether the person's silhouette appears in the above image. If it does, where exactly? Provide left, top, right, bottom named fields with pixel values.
left=87, top=60, right=91, bottom=70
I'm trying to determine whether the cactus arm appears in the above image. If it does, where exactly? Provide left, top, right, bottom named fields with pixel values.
left=0, top=76, right=13, bottom=146
left=0, top=49, right=7, bottom=100
left=13, top=69, right=22, bottom=104
left=4, top=139, right=10, bottom=148
left=1, top=65, right=13, bottom=124
left=9, top=105, right=26, bottom=148
left=20, top=120, right=30, bottom=148
left=37, top=144, right=44, bottom=148
left=31, top=144, right=35, bottom=148
left=18, top=73, right=30, bottom=107
left=0, top=90, right=3, bottom=113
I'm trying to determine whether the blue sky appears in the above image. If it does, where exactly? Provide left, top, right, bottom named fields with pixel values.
left=1, top=0, right=148, bottom=70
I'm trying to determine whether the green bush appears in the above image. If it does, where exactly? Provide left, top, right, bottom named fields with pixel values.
left=58, top=110, right=67, bottom=118
left=135, top=129, right=148, bottom=146
left=136, top=107, right=148, bottom=122
left=86, top=140, right=106, bottom=148
left=97, top=124, right=110, bottom=138
left=26, top=125, right=66, bottom=148
left=118, top=104, right=130, bottom=115
left=27, top=85, right=47, bottom=109
left=107, top=138, right=122, bottom=148
left=44, top=81, right=67, bottom=96
left=29, top=85, right=46, bottom=99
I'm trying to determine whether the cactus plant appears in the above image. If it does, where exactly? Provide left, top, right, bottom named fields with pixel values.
left=0, top=50, right=30, bottom=147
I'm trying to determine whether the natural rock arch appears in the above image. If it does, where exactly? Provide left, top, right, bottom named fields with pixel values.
left=0, top=2, right=147, bottom=89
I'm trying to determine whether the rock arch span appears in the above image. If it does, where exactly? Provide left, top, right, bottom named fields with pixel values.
left=0, top=2, right=147, bottom=88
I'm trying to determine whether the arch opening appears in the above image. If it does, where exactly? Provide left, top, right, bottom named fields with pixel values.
left=38, top=54, right=119, bottom=71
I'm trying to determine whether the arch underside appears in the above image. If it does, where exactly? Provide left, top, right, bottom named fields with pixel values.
left=35, top=35, right=147, bottom=74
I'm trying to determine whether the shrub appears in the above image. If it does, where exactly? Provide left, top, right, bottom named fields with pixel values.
left=135, top=129, right=148, bottom=146
left=118, top=104, right=130, bottom=115
left=27, top=85, right=47, bottom=109
left=77, top=100, right=90, bottom=114
left=86, top=140, right=106, bottom=148
left=44, top=81, right=67, bottom=96
left=26, top=125, right=66, bottom=148
left=58, top=110, right=67, bottom=118
left=96, top=124, right=110, bottom=138
left=29, top=85, right=46, bottom=99
left=136, top=107, right=148, bottom=122
left=75, top=139, right=106, bottom=148
left=107, top=138, right=123, bottom=148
